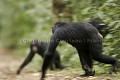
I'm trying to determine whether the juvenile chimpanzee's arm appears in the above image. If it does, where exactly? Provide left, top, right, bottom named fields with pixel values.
left=16, top=51, right=35, bottom=74
left=41, top=33, right=60, bottom=80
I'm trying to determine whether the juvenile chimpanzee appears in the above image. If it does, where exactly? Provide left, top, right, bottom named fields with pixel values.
left=40, top=21, right=118, bottom=80
left=16, top=40, right=64, bottom=75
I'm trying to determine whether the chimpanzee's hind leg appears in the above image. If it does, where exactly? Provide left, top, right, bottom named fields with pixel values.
left=89, top=42, right=118, bottom=74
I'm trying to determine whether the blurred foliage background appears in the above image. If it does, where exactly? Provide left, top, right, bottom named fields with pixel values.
left=0, top=0, right=120, bottom=74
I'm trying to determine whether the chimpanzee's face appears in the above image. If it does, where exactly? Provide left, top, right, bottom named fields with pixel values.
left=30, top=40, right=41, bottom=53
left=32, top=45, right=38, bottom=52
left=30, top=42, right=39, bottom=53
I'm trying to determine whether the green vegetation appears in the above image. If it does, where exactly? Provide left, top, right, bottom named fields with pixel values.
left=0, top=0, right=120, bottom=74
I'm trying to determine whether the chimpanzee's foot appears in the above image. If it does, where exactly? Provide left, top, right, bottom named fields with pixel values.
left=40, top=77, right=45, bottom=80
left=110, top=60, right=119, bottom=74
left=80, top=70, right=95, bottom=77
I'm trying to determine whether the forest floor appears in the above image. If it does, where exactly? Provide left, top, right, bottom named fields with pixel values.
left=0, top=48, right=120, bottom=80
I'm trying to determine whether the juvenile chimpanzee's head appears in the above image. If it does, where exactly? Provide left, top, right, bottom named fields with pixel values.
left=30, top=40, right=46, bottom=53
left=88, top=19, right=110, bottom=37
left=30, top=40, right=40, bottom=53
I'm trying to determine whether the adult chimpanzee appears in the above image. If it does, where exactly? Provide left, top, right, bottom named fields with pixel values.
left=16, top=40, right=64, bottom=75
left=40, top=21, right=118, bottom=80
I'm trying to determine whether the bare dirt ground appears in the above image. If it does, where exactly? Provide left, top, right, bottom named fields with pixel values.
left=0, top=48, right=120, bottom=80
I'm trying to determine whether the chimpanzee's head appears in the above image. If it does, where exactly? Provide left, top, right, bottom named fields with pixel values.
left=88, top=19, right=110, bottom=37
left=30, top=40, right=40, bottom=53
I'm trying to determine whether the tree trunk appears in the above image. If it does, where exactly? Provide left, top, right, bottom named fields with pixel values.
left=52, top=0, right=73, bottom=22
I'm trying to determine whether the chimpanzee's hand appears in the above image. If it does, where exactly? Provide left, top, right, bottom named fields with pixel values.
left=16, top=69, right=21, bottom=75
left=40, top=78, right=45, bottom=80
left=40, top=73, right=45, bottom=80
left=40, top=76, right=45, bottom=80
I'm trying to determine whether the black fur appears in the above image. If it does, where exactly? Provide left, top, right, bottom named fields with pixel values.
left=88, top=19, right=110, bottom=37
left=16, top=40, right=64, bottom=75
left=40, top=21, right=118, bottom=80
